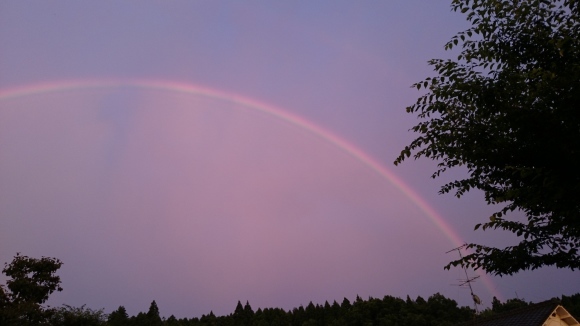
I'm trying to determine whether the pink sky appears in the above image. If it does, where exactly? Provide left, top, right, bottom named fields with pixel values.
left=1, top=1, right=578, bottom=318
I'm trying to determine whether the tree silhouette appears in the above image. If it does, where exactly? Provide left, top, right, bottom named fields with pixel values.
left=0, top=253, right=63, bottom=325
left=396, top=0, right=580, bottom=275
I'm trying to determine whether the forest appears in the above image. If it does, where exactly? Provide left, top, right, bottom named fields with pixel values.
left=2, top=254, right=579, bottom=326
left=102, top=293, right=580, bottom=326
left=8, top=291, right=580, bottom=326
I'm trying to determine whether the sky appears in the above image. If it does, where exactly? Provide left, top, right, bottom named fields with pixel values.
left=0, top=0, right=578, bottom=319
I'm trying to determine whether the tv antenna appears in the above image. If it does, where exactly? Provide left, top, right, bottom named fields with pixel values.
left=446, top=244, right=482, bottom=313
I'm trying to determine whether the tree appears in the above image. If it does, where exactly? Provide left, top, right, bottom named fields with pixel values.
left=395, top=0, right=580, bottom=275
left=107, top=305, right=129, bottom=326
left=145, top=300, right=163, bottom=326
left=49, top=304, right=107, bottom=326
left=0, top=253, right=63, bottom=325
left=233, top=300, right=254, bottom=325
left=166, top=315, right=179, bottom=326
left=477, top=297, right=530, bottom=318
left=490, top=297, right=529, bottom=314
left=561, top=293, right=580, bottom=319
left=244, top=300, right=254, bottom=317
left=2, top=253, right=63, bottom=304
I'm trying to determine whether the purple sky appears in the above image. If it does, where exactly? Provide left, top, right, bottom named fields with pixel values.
left=1, top=1, right=578, bottom=318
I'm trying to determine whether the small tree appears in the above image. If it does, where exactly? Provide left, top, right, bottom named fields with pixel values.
left=107, top=305, right=129, bottom=326
left=146, top=300, right=163, bottom=326
left=3, top=253, right=63, bottom=304
left=0, top=253, right=63, bottom=325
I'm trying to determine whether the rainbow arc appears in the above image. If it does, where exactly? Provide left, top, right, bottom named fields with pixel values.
left=0, top=78, right=502, bottom=300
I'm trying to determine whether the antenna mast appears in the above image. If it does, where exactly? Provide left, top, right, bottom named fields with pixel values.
left=446, top=244, right=482, bottom=313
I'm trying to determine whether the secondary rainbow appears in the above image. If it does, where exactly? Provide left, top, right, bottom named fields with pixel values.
left=0, top=78, right=502, bottom=300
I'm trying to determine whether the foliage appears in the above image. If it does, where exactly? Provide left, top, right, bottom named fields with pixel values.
left=146, top=300, right=164, bottom=326
left=232, top=300, right=254, bottom=326
left=116, top=293, right=474, bottom=326
left=394, top=0, right=580, bottom=275
left=0, top=253, right=574, bottom=326
left=114, top=293, right=580, bottom=326
left=107, top=306, right=129, bottom=326
left=562, top=293, right=580, bottom=320
left=490, top=297, right=529, bottom=314
left=49, top=304, right=107, bottom=326
left=0, top=255, right=475, bottom=325
left=478, top=296, right=530, bottom=318
left=3, top=253, right=63, bottom=305
left=0, top=253, right=63, bottom=325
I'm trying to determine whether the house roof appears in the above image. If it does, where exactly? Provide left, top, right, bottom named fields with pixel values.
left=458, top=299, right=580, bottom=326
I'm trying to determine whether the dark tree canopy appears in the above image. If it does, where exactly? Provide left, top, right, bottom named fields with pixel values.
left=49, top=304, right=107, bottom=326
left=108, top=305, right=130, bottom=326
left=145, top=300, right=163, bottom=326
left=2, top=253, right=63, bottom=304
left=1, top=253, right=63, bottom=325
left=395, top=0, right=580, bottom=275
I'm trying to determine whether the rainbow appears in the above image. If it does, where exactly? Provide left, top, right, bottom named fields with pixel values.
left=0, top=78, right=503, bottom=300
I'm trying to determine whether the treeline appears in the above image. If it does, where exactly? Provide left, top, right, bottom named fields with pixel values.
left=2, top=254, right=580, bottom=325
left=107, top=293, right=473, bottom=326
left=55, top=292, right=580, bottom=326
